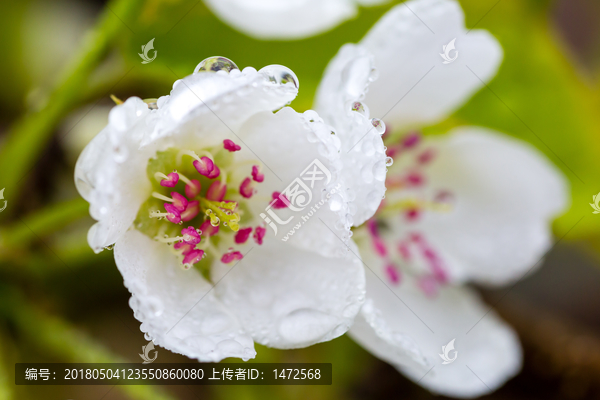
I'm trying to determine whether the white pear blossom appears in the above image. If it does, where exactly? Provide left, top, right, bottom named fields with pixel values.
left=203, top=0, right=389, bottom=40
left=75, top=57, right=389, bottom=361
left=315, top=0, right=569, bottom=397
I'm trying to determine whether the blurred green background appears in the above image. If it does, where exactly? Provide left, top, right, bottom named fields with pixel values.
left=0, top=0, right=599, bottom=398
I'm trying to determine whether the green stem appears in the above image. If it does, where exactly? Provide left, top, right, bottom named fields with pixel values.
left=0, top=0, right=142, bottom=221
left=0, top=197, right=90, bottom=251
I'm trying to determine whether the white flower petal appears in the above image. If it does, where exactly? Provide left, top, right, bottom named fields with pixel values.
left=236, top=106, right=353, bottom=255
left=390, top=127, right=569, bottom=285
left=75, top=65, right=298, bottom=252
left=157, top=65, right=298, bottom=138
left=314, top=45, right=389, bottom=226
left=359, top=0, right=502, bottom=131
left=350, top=264, right=521, bottom=398
left=213, top=238, right=365, bottom=349
left=75, top=97, right=152, bottom=253
left=114, top=229, right=256, bottom=362
left=203, top=0, right=357, bottom=40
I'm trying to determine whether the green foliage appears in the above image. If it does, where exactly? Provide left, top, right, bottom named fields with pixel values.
left=444, top=0, right=600, bottom=238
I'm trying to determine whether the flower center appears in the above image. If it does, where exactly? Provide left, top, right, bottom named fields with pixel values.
left=360, top=131, right=456, bottom=296
left=134, top=139, right=275, bottom=277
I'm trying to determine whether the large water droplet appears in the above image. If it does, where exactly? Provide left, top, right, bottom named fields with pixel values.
left=278, top=309, right=338, bottom=344
left=349, top=101, right=367, bottom=116
left=385, top=156, right=394, bottom=167
left=341, top=56, right=371, bottom=98
left=194, top=56, right=239, bottom=74
left=371, top=118, right=386, bottom=135
left=373, top=160, right=386, bottom=181
left=146, top=296, right=163, bottom=318
left=259, top=65, right=299, bottom=88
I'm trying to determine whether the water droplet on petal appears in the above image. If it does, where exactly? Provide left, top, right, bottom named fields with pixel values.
left=385, top=157, right=394, bottom=167
left=259, top=65, right=299, bottom=89
left=371, top=118, right=386, bottom=135
left=278, top=309, right=338, bottom=344
left=349, top=101, right=368, bottom=117
left=369, top=67, right=379, bottom=82
left=329, top=193, right=343, bottom=212
left=146, top=297, right=164, bottom=317
left=373, top=160, right=386, bottom=181
left=194, top=56, right=239, bottom=74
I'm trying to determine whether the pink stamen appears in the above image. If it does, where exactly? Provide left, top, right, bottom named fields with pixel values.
left=385, top=264, right=401, bottom=285
left=200, top=220, right=219, bottom=237
left=251, top=165, right=264, bottom=182
left=181, top=200, right=199, bottom=222
left=418, top=148, right=435, bottom=165
left=171, top=192, right=188, bottom=212
left=181, top=227, right=201, bottom=245
left=223, top=139, right=241, bottom=152
left=234, top=227, right=253, bottom=244
left=193, top=157, right=220, bottom=179
left=174, top=242, right=194, bottom=255
left=271, top=192, right=289, bottom=209
left=207, top=164, right=220, bottom=179
left=402, top=132, right=421, bottom=148
left=253, top=226, right=266, bottom=245
left=221, top=251, right=243, bottom=264
left=183, top=249, right=205, bottom=265
left=422, top=248, right=448, bottom=284
left=397, top=241, right=411, bottom=261
left=405, top=209, right=420, bottom=222
left=206, top=181, right=227, bottom=201
left=366, top=219, right=379, bottom=237
left=160, top=172, right=179, bottom=187
left=410, top=233, right=423, bottom=243
left=405, top=172, right=424, bottom=186
left=185, top=179, right=202, bottom=198
left=239, top=177, right=254, bottom=199
left=164, top=203, right=181, bottom=224
left=373, top=237, right=388, bottom=257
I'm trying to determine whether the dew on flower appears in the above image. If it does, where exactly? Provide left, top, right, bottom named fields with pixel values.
left=194, top=56, right=239, bottom=73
